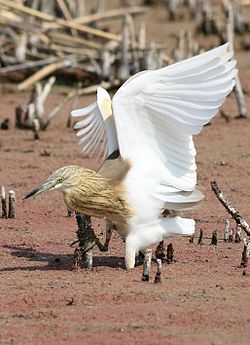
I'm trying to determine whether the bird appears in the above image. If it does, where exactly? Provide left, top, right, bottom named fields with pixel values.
left=24, top=43, right=237, bottom=270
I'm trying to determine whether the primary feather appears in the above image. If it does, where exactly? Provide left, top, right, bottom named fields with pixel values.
left=72, top=43, right=237, bottom=269
left=71, top=87, right=118, bottom=161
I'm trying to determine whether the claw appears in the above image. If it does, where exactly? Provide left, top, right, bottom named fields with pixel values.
left=70, top=239, right=80, bottom=247
left=80, top=240, right=96, bottom=253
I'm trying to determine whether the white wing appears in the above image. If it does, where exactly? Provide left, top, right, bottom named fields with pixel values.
left=71, top=87, right=118, bottom=161
left=112, top=43, right=237, bottom=219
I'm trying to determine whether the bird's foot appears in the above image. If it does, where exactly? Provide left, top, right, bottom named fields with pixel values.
left=94, top=237, right=109, bottom=252
left=70, top=239, right=80, bottom=247
left=72, top=241, right=96, bottom=270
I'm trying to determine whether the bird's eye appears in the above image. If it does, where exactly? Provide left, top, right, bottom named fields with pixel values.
left=58, top=178, right=64, bottom=183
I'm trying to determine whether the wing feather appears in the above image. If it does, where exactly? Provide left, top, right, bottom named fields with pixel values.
left=112, top=43, right=237, bottom=215
left=71, top=87, right=118, bottom=161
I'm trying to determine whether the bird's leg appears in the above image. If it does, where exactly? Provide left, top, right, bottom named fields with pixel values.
left=94, top=220, right=114, bottom=252
left=73, top=212, right=96, bottom=270
left=125, top=236, right=137, bottom=270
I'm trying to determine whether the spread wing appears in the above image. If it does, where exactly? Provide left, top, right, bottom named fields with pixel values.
left=112, top=43, right=237, bottom=214
left=71, top=87, right=118, bottom=161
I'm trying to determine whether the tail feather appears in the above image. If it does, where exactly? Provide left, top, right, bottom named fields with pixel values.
left=125, top=216, right=195, bottom=269
left=163, top=216, right=195, bottom=236
left=156, top=188, right=204, bottom=212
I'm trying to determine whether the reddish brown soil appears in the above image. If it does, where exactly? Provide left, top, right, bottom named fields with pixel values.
left=1, top=3, right=250, bottom=345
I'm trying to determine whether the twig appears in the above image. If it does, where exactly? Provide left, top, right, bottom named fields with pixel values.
left=197, top=228, right=204, bottom=245
left=166, top=243, right=174, bottom=263
left=0, top=118, right=9, bottom=130
left=118, top=14, right=130, bottom=81
left=56, top=0, right=77, bottom=37
left=240, top=238, right=250, bottom=267
left=211, top=181, right=250, bottom=236
left=210, top=231, right=218, bottom=245
left=68, top=81, right=81, bottom=128
left=224, top=219, right=230, bottom=242
left=44, top=6, right=146, bottom=29
left=8, top=190, right=15, bottom=218
left=0, top=56, right=61, bottom=75
left=235, top=223, right=241, bottom=243
left=48, top=31, right=103, bottom=50
left=1, top=186, right=7, bottom=218
left=224, top=0, right=248, bottom=118
left=154, top=259, right=162, bottom=284
left=189, top=234, right=194, bottom=243
left=17, top=59, right=72, bottom=91
left=32, top=118, right=40, bottom=140
left=0, top=0, right=121, bottom=42
left=155, top=241, right=166, bottom=261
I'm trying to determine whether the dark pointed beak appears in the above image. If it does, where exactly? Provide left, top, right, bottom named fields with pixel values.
left=23, top=181, right=54, bottom=200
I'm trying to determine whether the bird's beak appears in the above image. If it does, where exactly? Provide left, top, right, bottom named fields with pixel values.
left=23, top=180, right=55, bottom=200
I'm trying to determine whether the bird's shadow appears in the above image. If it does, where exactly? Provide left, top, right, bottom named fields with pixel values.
left=0, top=245, right=125, bottom=272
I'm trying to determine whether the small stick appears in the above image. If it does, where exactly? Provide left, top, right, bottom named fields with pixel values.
left=32, top=118, right=40, bottom=140
left=141, top=249, right=152, bottom=282
left=234, top=0, right=245, bottom=34
left=189, top=234, right=194, bottom=243
left=195, top=0, right=202, bottom=29
left=197, top=228, right=203, bottom=245
left=15, top=106, right=24, bottom=129
left=166, top=243, right=174, bottom=263
left=0, top=118, right=9, bottom=130
left=118, top=14, right=130, bottom=81
left=166, top=0, right=178, bottom=21
left=228, top=228, right=234, bottom=242
left=211, top=181, right=250, bottom=236
left=68, top=82, right=81, bottom=128
left=224, top=219, right=230, bottom=242
left=224, top=0, right=248, bottom=118
left=48, top=6, right=145, bottom=28
left=0, top=56, right=61, bottom=75
left=0, top=0, right=121, bottom=42
left=15, top=32, right=27, bottom=63
left=240, top=238, right=250, bottom=267
left=155, top=241, right=166, bottom=261
left=154, top=259, right=162, bottom=284
left=1, top=186, right=7, bottom=218
left=17, top=60, right=72, bottom=91
left=235, top=223, right=241, bottom=243
left=210, top=231, right=218, bottom=245
left=245, top=238, right=250, bottom=254
left=56, top=0, right=78, bottom=37
left=8, top=190, right=15, bottom=218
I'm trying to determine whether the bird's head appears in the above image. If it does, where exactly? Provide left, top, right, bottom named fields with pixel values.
left=23, top=166, right=82, bottom=200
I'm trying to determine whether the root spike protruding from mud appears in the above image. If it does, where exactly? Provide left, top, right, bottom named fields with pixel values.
left=210, top=231, right=218, bottom=246
left=154, top=259, right=162, bottom=284
left=166, top=243, right=174, bottom=264
left=141, top=249, right=152, bottom=282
